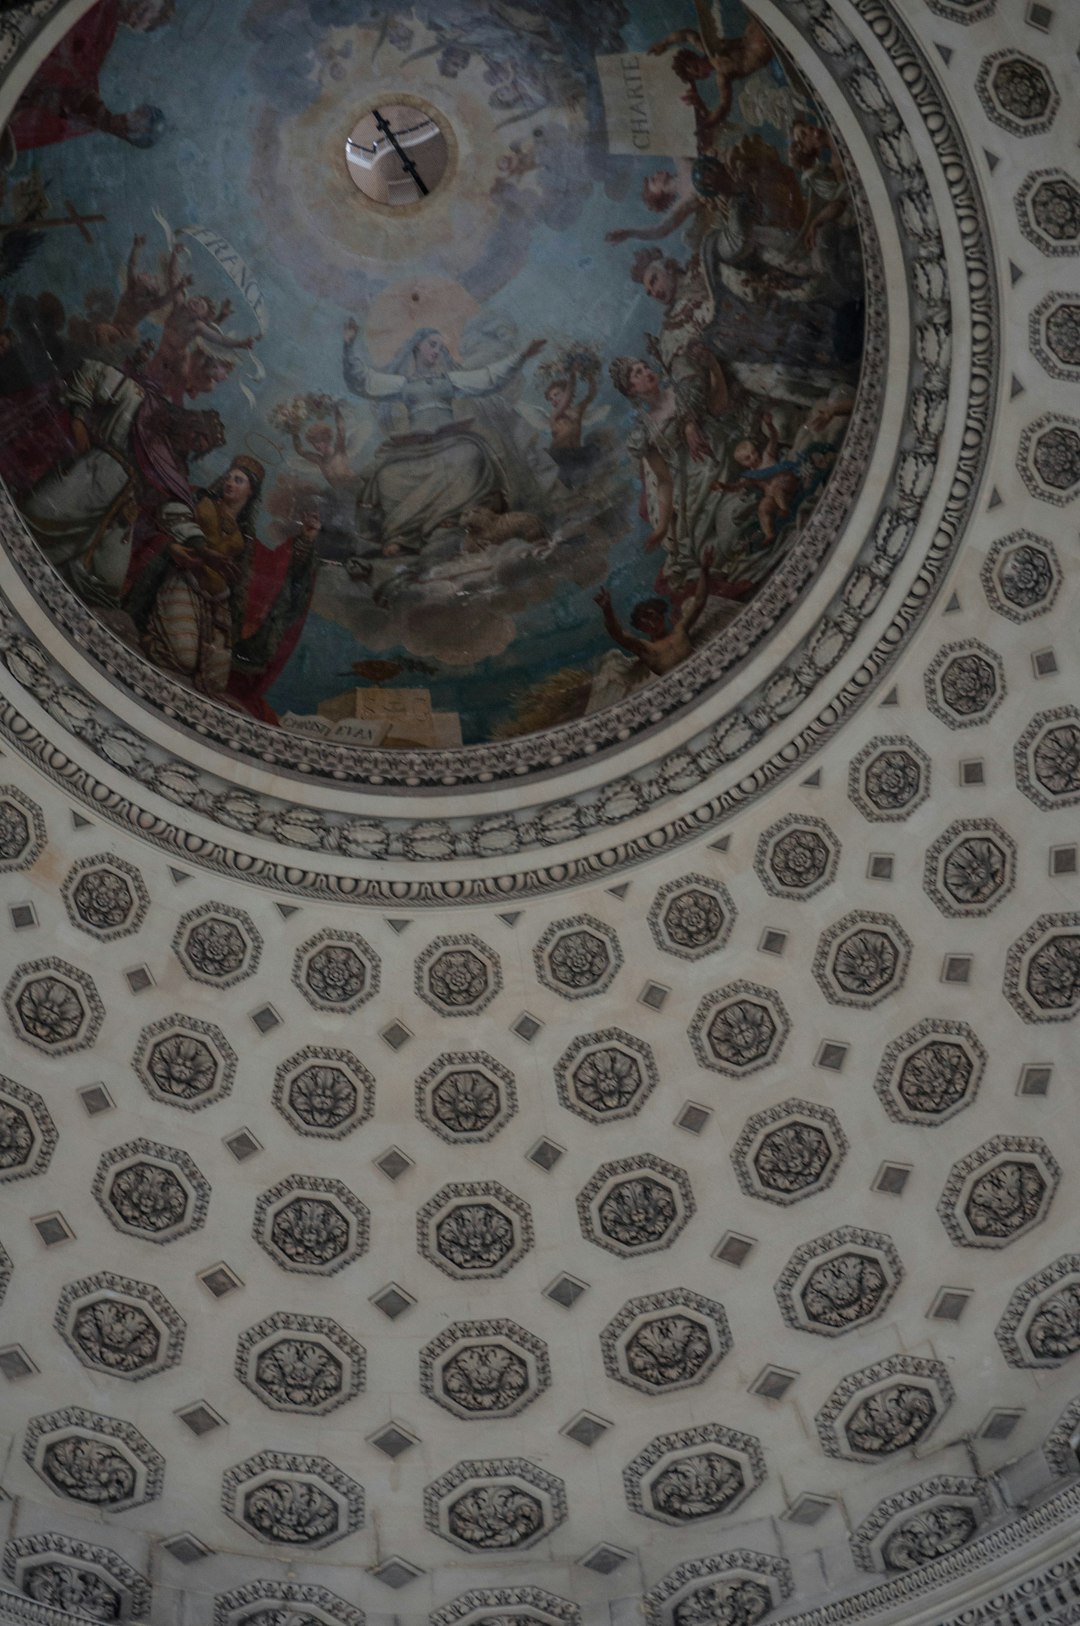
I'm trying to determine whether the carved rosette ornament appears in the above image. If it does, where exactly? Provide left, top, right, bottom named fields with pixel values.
left=0, top=785, right=44, bottom=871
left=3, top=1534, right=151, bottom=1622
left=874, top=1020, right=985, bottom=1126
left=643, top=1551, right=793, bottom=1626
left=172, top=902, right=262, bottom=987
left=996, top=1253, right=1080, bottom=1369
left=418, top=1181, right=533, bottom=1280
left=554, top=1028, right=657, bottom=1123
left=577, top=1154, right=694, bottom=1257
left=423, top=1459, right=566, bottom=1554
left=0, top=1074, right=56, bottom=1181
left=415, top=933, right=503, bottom=1015
left=923, top=818, right=1015, bottom=916
left=292, top=930, right=380, bottom=1013
left=732, top=1099, right=848, bottom=1205
left=23, top=1409, right=164, bottom=1512
left=813, top=911, right=911, bottom=1006
left=849, top=1476, right=993, bottom=1573
left=981, top=532, right=1061, bottom=620
left=253, top=1175, right=369, bottom=1275
left=937, top=1136, right=1060, bottom=1248
left=133, top=1014, right=236, bottom=1111
left=420, top=1320, right=550, bottom=1420
left=61, top=853, right=149, bottom=940
left=213, top=1581, right=364, bottom=1626
left=429, top=1587, right=580, bottom=1626
left=815, top=1355, right=954, bottom=1463
left=624, top=1425, right=766, bottom=1525
left=1004, top=912, right=1080, bottom=1021
left=533, top=915, right=623, bottom=999
left=415, top=1051, right=517, bottom=1142
left=848, top=738, right=931, bottom=822
left=1016, top=709, right=1080, bottom=809
left=775, top=1227, right=903, bottom=1337
left=4, top=958, right=103, bottom=1056
left=92, top=1139, right=210, bottom=1243
left=273, top=1047, right=374, bottom=1138
left=222, top=1452, right=364, bottom=1549
left=236, top=1312, right=365, bottom=1415
left=601, top=1289, right=731, bottom=1395
left=689, top=981, right=790, bottom=1077
left=55, top=1272, right=185, bottom=1381
left=754, top=815, right=840, bottom=900
left=647, top=874, right=736, bottom=958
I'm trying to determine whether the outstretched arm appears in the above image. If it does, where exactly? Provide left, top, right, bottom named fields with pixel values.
left=125, top=233, right=145, bottom=289
left=606, top=197, right=699, bottom=245
left=342, top=319, right=407, bottom=400
left=595, top=587, right=647, bottom=658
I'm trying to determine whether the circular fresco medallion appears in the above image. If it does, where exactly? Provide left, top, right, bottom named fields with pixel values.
left=0, top=0, right=991, bottom=900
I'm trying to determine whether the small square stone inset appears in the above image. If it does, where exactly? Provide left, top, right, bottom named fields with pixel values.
left=381, top=1020, right=412, bottom=1050
left=0, top=1345, right=36, bottom=1380
left=713, top=1231, right=755, bottom=1266
left=9, top=904, right=36, bottom=929
left=371, top=1557, right=423, bottom=1589
left=198, top=1263, right=242, bottom=1298
left=942, top=955, right=972, bottom=983
left=816, top=1041, right=848, bottom=1071
left=759, top=929, right=787, bottom=955
left=786, top=1493, right=833, bottom=1525
left=1050, top=845, right=1077, bottom=876
left=375, top=1147, right=413, bottom=1181
left=527, top=1137, right=565, bottom=1171
left=867, top=854, right=894, bottom=880
left=980, top=1408, right=1024, bottom=1440
left=250, top=1004, right=281, bottom=1033
left=676, top=1102, right=711, bottom=1134
left=511, top=1011, right=543, bottom=1041
left=960, top=759, right=985, bottom=785
left=873, top=1161, right=912, bottom=1195
left=580, top=1543, right=630, bottom=1574
left=371, top=1283, right=415, bottom=1320
left=929, top=1288, right=971, bottom=1321
left=1018, top=1064, right=1052, bottom=1096
left=78, top=1084, right=114, bottom=1116
left=160, top=1533, right=212, bottom=1564
left=1026, top=1, right=1053, bottom=30
left=638, top=980, right=670, bottom=1009
left=32, top=1212, right=73, bottom=1246
left=125, top=966, right=154, bottom=994
left=562, top=1410, right=611, bottom=1447
left=545, top=1273, right=588, bottom=1309
left=223, top=1129, right=261, bottom=1162
left=751, top=1365, right=798, bottom=1400
left=176, top=1402, right=224, bottom=1436
left=1032, top=649, right=1059, bottom=677
left=369, top=1423, right=417, bottom=1458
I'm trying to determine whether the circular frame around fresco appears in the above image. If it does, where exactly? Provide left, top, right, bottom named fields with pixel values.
left=0, top=0, right=995, bottom=903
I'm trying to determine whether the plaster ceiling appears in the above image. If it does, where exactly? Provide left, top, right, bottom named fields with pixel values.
left=0, top=2, right=1077, bottom=1626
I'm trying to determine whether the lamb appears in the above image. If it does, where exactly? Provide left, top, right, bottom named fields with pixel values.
left=459, top=504, right=549, bottom=552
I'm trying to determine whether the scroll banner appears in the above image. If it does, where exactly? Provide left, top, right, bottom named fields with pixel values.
left=178, top=224, right=269, bottom=334
left=596, top=52, right=699, bottom=158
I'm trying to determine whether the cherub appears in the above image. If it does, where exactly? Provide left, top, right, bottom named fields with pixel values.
left=109, top=232, right=188, bottom=343
left=594, top=550, right=713, bottom=676
left=148, top=280, right=256, bottom=401
left=496, top=138, right=539, bottom=181
left=648, top=0, right=774, bottom=139
left=606, top=163, right=703, bottom=247
left=544, top=364, right=598, bottom=457
left=290, top=402, right=353, bottom=490
left=711, top=412, right=801, bottom=543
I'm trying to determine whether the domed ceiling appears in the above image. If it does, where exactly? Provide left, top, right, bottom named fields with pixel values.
left=0, top=3, right=1078, bottom=1626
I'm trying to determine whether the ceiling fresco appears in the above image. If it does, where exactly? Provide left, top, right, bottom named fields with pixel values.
left=0, top=0, right=864, bottom=748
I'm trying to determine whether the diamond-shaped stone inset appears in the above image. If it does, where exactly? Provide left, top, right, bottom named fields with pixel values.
left=874, top=1021, right=986, bottom=1127
left=689, top=980, right=790, bottom=1077
left=775, top=1227, right=903, bottom=1338
left=577, top=1154, right=694, bottom=1258
left=253, top=1175, right=369, bottom=1275
left=415, top=1051, right=517, bottom=1142
left=554, top=1028, right=657, bottom=1123
left=937, top=1136, right=1059, bottom=1248
left=418, top=1181, right=533, bottom=1280
left=222, top=1451, right=364, bottom=1549
left=55, top=1272, right=185, bottom=1381
left=420, top=1319, right=550, bottom=1420
left=423, top=1458, right=566, bottom=1554
left=236, top=1311, right=365, bottom=1414
left=273, top=1047, right=374, bottom=1138
left=601, top=1288, right=731, bottom=1395
left=647, top=874, right=736, bottom=959
left=134, top=1015, right=237, bottom=1112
